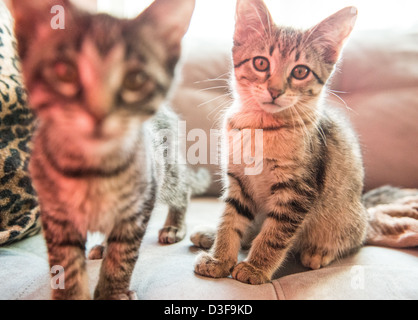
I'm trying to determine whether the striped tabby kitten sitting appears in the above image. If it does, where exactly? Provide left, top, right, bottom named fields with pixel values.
left=193, top=0, right=367, bottom=284
left=12, top=0, right=206, bottom=299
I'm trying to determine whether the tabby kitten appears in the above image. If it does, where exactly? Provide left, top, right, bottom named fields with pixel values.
left=12, top=0, right=207, bottom=300
left=193, top=0, right=367, bottom=285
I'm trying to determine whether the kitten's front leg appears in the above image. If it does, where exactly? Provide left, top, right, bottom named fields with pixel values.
left=42, top=212, right=89, bottom=300
left=232, top=210, right=305, bottom=285
left=159, top=205, right=188, bottom=245
left=194, top=195, right=254, bottom=279
left=94, top=211, right=151, bottom=300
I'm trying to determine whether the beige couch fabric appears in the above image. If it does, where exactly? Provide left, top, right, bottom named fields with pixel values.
left=1, top=198, right=417, bottom=300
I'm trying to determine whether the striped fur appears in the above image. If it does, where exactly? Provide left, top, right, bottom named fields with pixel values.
left=193, top=0, right=367, bottom=284
left=12, top=0, right=204, bottom=299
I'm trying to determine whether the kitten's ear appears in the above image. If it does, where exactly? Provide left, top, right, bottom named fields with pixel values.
left=138, top=0, right=195, bottom=54
left=11, top=0, right=75, bottom=59
left=309, top=6, right=358, bottom=64
left=234, top=0, right=274, bottom=45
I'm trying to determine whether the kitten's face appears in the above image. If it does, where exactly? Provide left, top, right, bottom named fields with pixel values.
left=233, top=28, right=327, bottom=115
left=23, top=17, right=167, bottom=144
left=12, top=0, right=195, bottom=145
left=233, top=0, right=357, bottom=116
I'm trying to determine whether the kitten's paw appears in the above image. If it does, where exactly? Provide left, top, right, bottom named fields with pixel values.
left=159, top=225, right=186, bottom=244
left=95, top=290, right=138, bottom=300
left=190, top=226, right=216, bottom=249
left=111, top=291, right=138, bottom=300
left=231, top=262, right=270, bottom=285
left=194, top=252, right=234, bottom=279
left=88, top=245, right=105, bottom=260
left=300, top=250, right=335, bottom=270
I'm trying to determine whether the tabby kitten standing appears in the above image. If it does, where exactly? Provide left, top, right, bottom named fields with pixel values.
left=193, top=0, right=367, bottom=285
left=12, top=0, right=208, bottom=300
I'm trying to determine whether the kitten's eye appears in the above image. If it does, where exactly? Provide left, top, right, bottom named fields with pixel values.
left=123, top=71, right=146, bottom=91
left=253, top=57, right=270, bottom=72
left=45, top=61, right=79, bottom=97
left=292, top=65, right=310, bottom=80
left=54, top=61, right=79, bottom=84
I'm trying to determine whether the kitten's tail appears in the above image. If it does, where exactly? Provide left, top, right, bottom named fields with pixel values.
left=363, top=186, right=418, bottom=248
left=187, top=167, right=212, bottom=196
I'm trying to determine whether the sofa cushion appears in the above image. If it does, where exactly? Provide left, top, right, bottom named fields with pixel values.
left=273, top=246, right=418, bottom=300
left=1, top=198, right=417, bottom=300
left=329, top=28, right=418, bottom=191
left=328, top=88, right=418, bottom=191
left=331, top=29, right=418, bottom=93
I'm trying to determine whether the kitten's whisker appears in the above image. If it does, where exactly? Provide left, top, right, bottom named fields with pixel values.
left=296, top=102, right=327, bottom=146
left=197, top=93, right=231, bottom=108
left=326, top=90, right=358, bottom=115
left=197, top=86, right=230, bottom=93
left=328, top=89, right=349, bottom=94
left=207, top=99, right=232, bottom=121
left=292, top=105, right=313, bottom=149
left=194, top=73, right=231, bottom=84
left=290, top=106, right=307, bottom=146
left=288, top=105, right=299, bottom=139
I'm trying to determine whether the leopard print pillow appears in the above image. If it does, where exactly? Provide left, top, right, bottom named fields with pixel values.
left=0, top=2, right=40, bottom=245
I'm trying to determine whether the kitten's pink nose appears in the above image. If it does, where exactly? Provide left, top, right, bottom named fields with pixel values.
left=268, top=87, right=284, bottom=100
left=86, top=93, right=113, bottom=123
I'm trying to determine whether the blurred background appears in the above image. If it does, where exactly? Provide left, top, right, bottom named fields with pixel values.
left=5, top=0, right=418, bottom=35
left=96, top=0, right=418, bottom=34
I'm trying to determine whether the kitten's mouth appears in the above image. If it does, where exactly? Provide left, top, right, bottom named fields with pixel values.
left=261, top=101, right=295, bottom=114
left=91, top=130, right=105, bottom=140
left=262, top=101, right=289, bottom=110
left=88, top=124, right=115, bottom=141
left=89, top=122, right=105, bottom=139
left=263, top=102, right=282, bottom=107
left=88, top=118, right=125, bottom=141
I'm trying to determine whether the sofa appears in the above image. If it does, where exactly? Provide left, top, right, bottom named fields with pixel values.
left=1, top=2, right=417, bottom=300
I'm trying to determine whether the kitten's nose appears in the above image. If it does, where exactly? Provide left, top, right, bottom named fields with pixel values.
left=86, top=92, right=113, bottom=122
left=87, top=104, right=111, bottom=124
left=268, top=87, right=284, bottom=100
